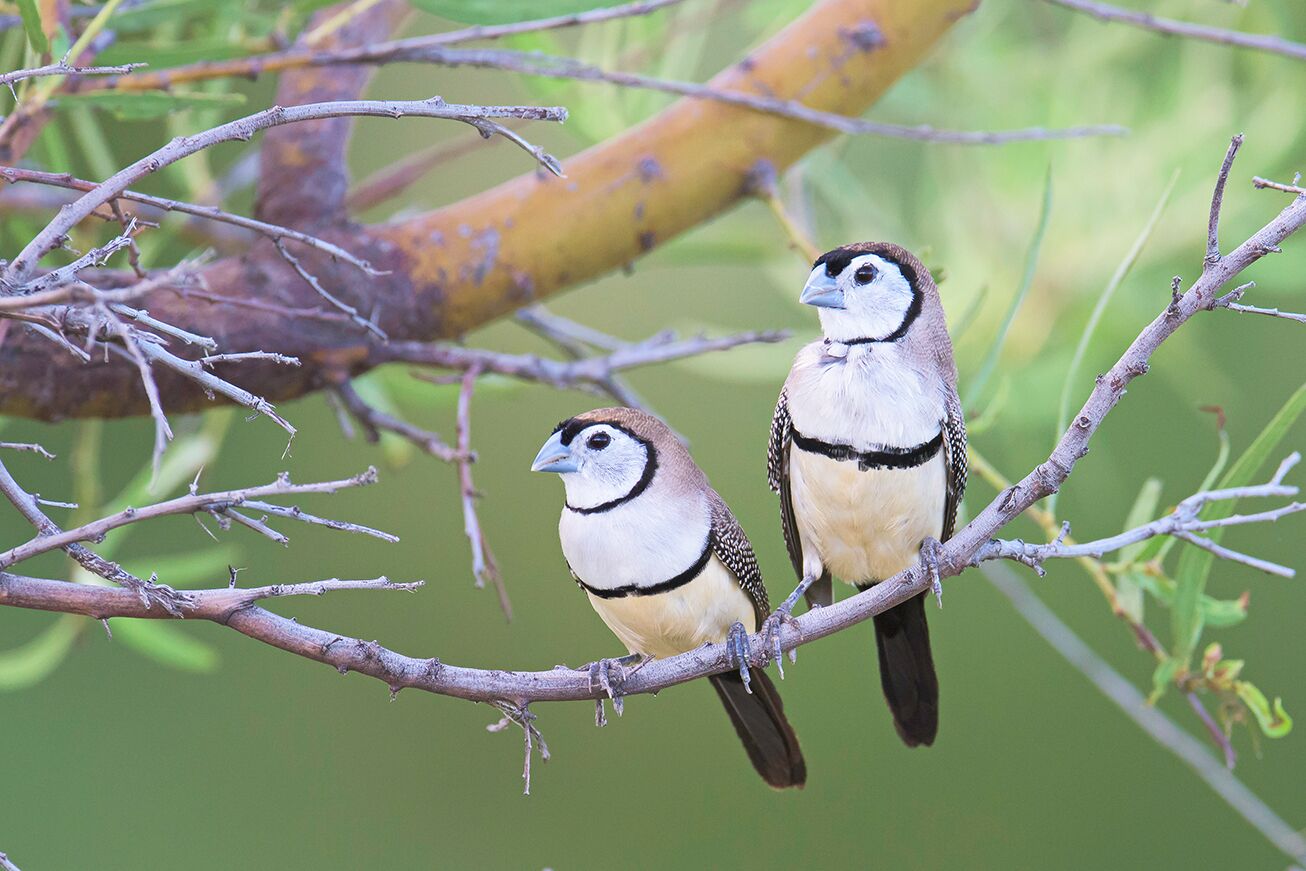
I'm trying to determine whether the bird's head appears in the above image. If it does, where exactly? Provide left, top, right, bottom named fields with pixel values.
left=531, top=409, right=661, bottom=510
left=800, top=242, right=933, bottom=345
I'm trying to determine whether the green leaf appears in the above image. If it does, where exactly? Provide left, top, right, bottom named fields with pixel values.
left=1149, top=656, right=1181, bottom=704
left=0, top=617, right=81, bottom=691
left=15, top=0, right=50, bottom=54
left=1235, top=681, right=1293, bottom=738
left=1055, top=170, right=1178, bottom=449
left=97, top=37, right=252, bottom=68
left=1132, top=572, right=1247, bottom=627
left=352, top=375, right=418, bottom=468
left=122, top=545, right=242, bottom=586
left=54, top=89, right=246, bottom=121
left=1119, top=477, right=1163, bottom=564
left=1171, top=382, right=1306, bottom=665
left=964, top=166, right=1052, bottom=408
left=1136, top=424, right=1230, bottom=567
left=409, top=0, right=630, bottom=25
left=108, top=619, right=219, bottom=673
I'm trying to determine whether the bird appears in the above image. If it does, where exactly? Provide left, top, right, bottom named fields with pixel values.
left=531, top=407, right=806, bottom=788
left=765, top=241, right=967, bottom=748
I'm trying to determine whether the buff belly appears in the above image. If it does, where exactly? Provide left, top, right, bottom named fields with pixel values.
left=586, top=555, right=757, bottom=659
left=790, top=448, right=945, bottom=583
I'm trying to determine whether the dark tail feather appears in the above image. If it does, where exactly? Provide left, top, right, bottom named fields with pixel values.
left=709, top=670, right=806, bottom=788
left=872, top=591, right=939, bottom=747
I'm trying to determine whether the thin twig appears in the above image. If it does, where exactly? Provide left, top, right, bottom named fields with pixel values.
left=359, top=46, right=1128, bottom=145
left=972, top=454, right=1304, bottom=577
left=101, top=0, right=687, bottom=93
left=0, top=442, right=55, bottom=459
left=331, top=380, right=461, bottom=462
left=376, top=329, right=790, bottom=388
left=1206, top=134, right=1243, bottom=266
left=455, top=366, right=511, bottom=620
left=2, top=98, right=568, bottom=286
left=1043, top=0, right=1306, bottom=62
left=1253, top=176, right=1306, bottom=197
left=0, top=60, right=143, bottom=89
left=0, top=167, right=386, bottom=276
left=0, top=467, right=388, bottom=569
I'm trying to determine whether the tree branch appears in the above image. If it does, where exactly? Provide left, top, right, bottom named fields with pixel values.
left=1043, top=0, right=1306, bottom=62
left=0, top=60, right=143, bottom=89
left=0, top=0, right=982, bottom=421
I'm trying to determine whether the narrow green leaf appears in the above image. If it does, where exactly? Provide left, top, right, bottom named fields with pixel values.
left=0, top=616, right=81, bottom=691
left=1171, top=382, right=1306, bottom=664
left=1149, top=656, right=1181, bottom=703
left=1235, top=681, right=1293, bottom=738
left=1115, top=570, right=1145, bottom=624
left=109, top=619, right=220, bottom=673
left=950, top=283, right=990, bottom=342
left=15, top=0, right=49, bottom=54
left=1056, top=171, right=1179, bottom=446
left=964, top=166, right=1053, bottom=408
left=1132, top=571, right=1246, bottom=626
left=1119, top=477, right=1163, bottom=564
left=55, top=89, right=246, bottom=121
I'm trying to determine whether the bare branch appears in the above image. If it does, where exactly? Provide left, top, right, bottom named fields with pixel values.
left=1, top=99, right=568, bottom=287
left=376, top=329, right=791, bottom=388
left=972, top=453, right=1304, bottom=577
left=0, top=467, right=389, bottom=570
left=1206, top=134, right=1243, bottom=266
left=275, top=240, right=385, bottom=338
left=331, top=380, right=461, bottom=463
left=1253, top=176, right=1306, bottom=197
left=0, top=442, right=55, bottom=459
left=0, top=60, right=143, bottom=89
left=295, top=44, right=1128, bottom=146
left=0, top=850, right=21, bottom=871
left=456, top=367, right=511, bottom=619
left=0, top=572, right=421, bottom=619
left=1043, top=0, right=1306, bottom=61
left=0, top=167, right=386, bottom=276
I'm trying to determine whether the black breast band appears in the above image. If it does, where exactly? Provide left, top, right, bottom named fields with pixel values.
left=792, top=428, right=943, bottom=471
left=577, top=538, right=712, bottom=599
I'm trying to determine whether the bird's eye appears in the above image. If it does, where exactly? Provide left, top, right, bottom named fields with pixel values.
left=854, top=264, right=876, bottom=285
left=587, top=432, right=611, bottom=450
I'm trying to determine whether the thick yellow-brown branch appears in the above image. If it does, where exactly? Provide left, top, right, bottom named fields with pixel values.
left=0, top=0, right=976, bottom=420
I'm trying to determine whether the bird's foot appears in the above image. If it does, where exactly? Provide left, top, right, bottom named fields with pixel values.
left=760, top=573, right=818, bottom=677
left=726, top=621, right=756, bottom=694
left=581, top=652, right=646, bottom=720
left=920, top=537, right=945, bottom=609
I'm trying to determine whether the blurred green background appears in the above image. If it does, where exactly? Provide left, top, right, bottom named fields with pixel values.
left=2, top=0, right=1304, bottom=868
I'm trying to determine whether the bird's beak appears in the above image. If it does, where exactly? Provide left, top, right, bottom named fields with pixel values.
left=799, top=266, right=845, bottom=309
left=531, top=431, right=578, bottom=473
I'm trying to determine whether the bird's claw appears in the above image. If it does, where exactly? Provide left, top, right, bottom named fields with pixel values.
left=921, top=537, right=945, bottom=609
left=726, top=621, right=754, bottom=694
left=760, top=607, right=801, bottom=679
left=581, top=652, right=644, bottom=719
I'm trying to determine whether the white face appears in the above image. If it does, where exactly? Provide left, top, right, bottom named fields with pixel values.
left=555, top=423, right=651, bottom=510
left=804, top=253, right=918, bottom=344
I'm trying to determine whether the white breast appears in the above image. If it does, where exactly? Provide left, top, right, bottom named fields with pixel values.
left=558, top=489, right=710, bottom=592
left=587, top=555, right=758, bottom=658
left=785, top=340, right=948, bottom=583
left=786, top=341, right=944, bottom=449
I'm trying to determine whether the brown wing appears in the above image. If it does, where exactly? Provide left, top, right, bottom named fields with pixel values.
left=768, top=389, right=831, bottom=607
left=940, top=393, right=968, bottom=542
left=707, top=492, right=769, bottom=627
left=768, top=389, right=803, bottom=581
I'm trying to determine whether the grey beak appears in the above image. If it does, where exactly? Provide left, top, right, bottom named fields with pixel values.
left=799, top=266, right=845, bottom=309
left=531, top=430, right=578, bottom=473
